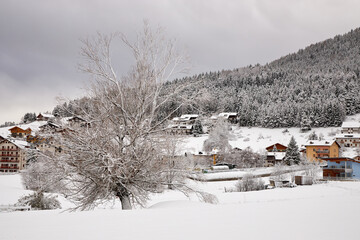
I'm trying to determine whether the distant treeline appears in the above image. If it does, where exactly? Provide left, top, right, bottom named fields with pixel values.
left=54, top=28, right=360, bottom=128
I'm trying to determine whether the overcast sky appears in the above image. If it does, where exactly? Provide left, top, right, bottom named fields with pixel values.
left=1, top=0, right=360, bottom=124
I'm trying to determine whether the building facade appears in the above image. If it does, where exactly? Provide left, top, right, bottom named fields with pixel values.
left=322, top=157, right=360, bottom=179
left=340, top=122, right=360, bottom=134
left=304, top=140, right=340, bottom=162
left=0, top=137, right=27, bottom=173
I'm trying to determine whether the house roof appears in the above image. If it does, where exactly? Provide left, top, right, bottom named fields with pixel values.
left=37, top=113, right=55, bottom=119
left=304, top=140, right=340, bottom=147
left=0, top=138, right=29, bottom=149
left=39, top=122, right=61, bottom=129
left=218, top=112, right=237, bottom=118
left=266, top=143, right=287, bottom=151
left=8, top=126, right=32, bottom=133
left=341, top=122, right=360, bottom=128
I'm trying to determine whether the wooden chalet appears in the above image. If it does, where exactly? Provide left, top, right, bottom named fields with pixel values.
left=266, top=143, right=287, bottom=152
left=8, top=126, right=32, bottom=138
left=265, top=143, right=287, bottom=166
left=36, top=113, right=55, bottom=121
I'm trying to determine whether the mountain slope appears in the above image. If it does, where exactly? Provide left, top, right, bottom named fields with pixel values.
left=163, top=28, right=360, bottom=128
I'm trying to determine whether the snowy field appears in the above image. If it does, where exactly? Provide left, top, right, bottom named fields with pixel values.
left=1, top=174, right=360, bottom=240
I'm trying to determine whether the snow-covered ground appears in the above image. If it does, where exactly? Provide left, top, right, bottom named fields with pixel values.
left=1, top=174, right=360, bottom=240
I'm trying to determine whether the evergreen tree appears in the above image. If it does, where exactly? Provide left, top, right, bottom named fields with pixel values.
left=192, top=119, right=203, bottom=135
left=284, top=136, right=301, bottom=165
left=308, top=131, right=318, bottom=141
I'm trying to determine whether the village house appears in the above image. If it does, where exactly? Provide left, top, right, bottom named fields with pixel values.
left=167, top=125, right=193, bottom=135
left=0, top=136, right=28, bottom=173
left=340, top=122, right=360, bottom=134
left=38, top=122, right=63, bottom=134
left=26, top=135, right=62, bottom=154
left=36, top=113, right=55, bottom=122
left=303, top=140, right=340, bottom=162
left=335, top=133, right=360, bottom=148
left=322, top=157, right=360, bottom=179
left=167, top=114, right=198, bottom=135
left=172, top=114, right=198, bottom=125
left=8, top=126, right=32, bottom=138
left=210, top=112, right=238, bottom=124
left=265, top=143, right=287, bottom=166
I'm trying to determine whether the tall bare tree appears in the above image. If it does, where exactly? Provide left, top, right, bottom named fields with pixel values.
left=49, top=22, right=196, bottom=210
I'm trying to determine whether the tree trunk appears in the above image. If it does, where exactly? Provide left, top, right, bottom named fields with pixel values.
left=116, top=185, right=132, bottom=210
left=119, top=194, right=132, bottom=210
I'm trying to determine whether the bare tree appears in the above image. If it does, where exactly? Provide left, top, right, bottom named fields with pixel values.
left=47, top=22, right=199, bottom=210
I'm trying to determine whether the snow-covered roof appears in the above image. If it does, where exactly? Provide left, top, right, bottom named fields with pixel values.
left=1, top=139, right=30, bottom=149
left=12, top=139, right=30, bottom=149
left=341, top=122, right=360, bottom=128
left=38, top=113, right=55, bottom=118
left=304, top=140, right=337, bottom=147
left=180, top=114, right=198, bottom=119
left=218, top=112, right=237, bottom=118
left=173, top=114, right=198, bottom=122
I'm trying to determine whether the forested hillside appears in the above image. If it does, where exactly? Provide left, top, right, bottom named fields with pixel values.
left=54, top=28, right=360, bottom=128
left=161, top=28, right=360, bottom=128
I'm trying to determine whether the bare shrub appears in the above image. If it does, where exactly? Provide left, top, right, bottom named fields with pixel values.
left=17, top=192, right=61, bottom=210
left=235, top=174, right=265, bottom=192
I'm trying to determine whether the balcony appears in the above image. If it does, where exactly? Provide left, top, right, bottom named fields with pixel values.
left=0, top=166, right=19, bottom=170
left=0, top=154, right=18, bottom=157
left=0, top=149, right=19, bottom=151
left=315, top=150, right=330, bottom=153
left=0, top=160, right=19, bottom=163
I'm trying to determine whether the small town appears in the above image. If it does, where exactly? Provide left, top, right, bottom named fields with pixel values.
left=1, top=1, right=360, bottom=240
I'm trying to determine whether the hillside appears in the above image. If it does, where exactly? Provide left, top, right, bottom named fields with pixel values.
left=161, top=27, right=360, bottom=128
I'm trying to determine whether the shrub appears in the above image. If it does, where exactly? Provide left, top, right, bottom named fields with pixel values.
left=17, top=192, right=61, bottom=210
left=235, top=174, right=265, bottom=192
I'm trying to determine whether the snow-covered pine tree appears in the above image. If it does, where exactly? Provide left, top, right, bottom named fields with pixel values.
left=283, top=136, right=301, bottom=165
left=308, top=131, right=318, bottom=141
left=192, top=119, right=203, bottom=135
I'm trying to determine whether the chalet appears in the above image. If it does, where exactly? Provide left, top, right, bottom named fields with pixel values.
left=335, top=134, right=360, bottom=148
left=0, top=136, right=28, bottom=173
left=211, top=112, right=238, bottom=124
left=340, top=122, right=360, bottom=134
left=36, top=113, right=55, bottom=122
left=266, top=143, right=287, bottom=152
left=167, top=114, right=199, bottom=135
left=303, top=140, right=340, bottom=162
left=38, top=122, right=62, bottom=133
left=172, top=114, right=199, bottom=125
left=167, top=124, right=193, bottom=135
left=322, top=157, right=360, bottom=179
left=8, top=126, right=32, bottom=138
left=265, top=143, right=287, bottom=166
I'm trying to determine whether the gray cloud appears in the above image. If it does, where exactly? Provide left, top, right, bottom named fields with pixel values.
left=1, top=0, right=360, bottom=124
